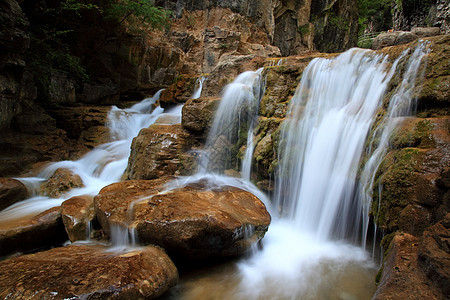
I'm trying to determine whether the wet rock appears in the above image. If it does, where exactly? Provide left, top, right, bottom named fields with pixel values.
left=94, top=178, right=271, bottom=258
left=418, top=213, right=450, bottom=296
left=373, top=233, right=443, bottom=300
left=40, top=168, right=84, bottom=198
left=159, top=76, right=198, bottom=108
left=0, top=177, right=28, bottom=211
left=61, top=196, right=95, bottom=242
left=0, top=243, right=178, bottom=299
left=181, top=97, right=221, bottom=135
left=123, top=124, right=195, bottom=180
left=372, top=31, right=419, bottom=50
left=0, top=207, right=67, bottom=257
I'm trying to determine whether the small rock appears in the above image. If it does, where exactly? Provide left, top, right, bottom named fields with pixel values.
left=61, top=195, right=95, bottom=242
left=40, top=168, right=84, bottom=198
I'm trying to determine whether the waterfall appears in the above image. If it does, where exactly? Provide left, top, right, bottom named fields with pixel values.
left=192, top=76, right=206, bottom=99
left=0, top=91, right=165, bottom=222
left=358, top=42, right=430, bottom=249
left=198, top=68, right=264, bottom=176
left=236, top=43, right=430, bottom=299
left=273, top=48, right=399, bottom=241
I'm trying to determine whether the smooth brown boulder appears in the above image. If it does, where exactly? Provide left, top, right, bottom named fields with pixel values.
left=0, top=177, right=28, bottom=211
left=40, top=168, right=84, bottom=198
left=0, top=243, right=178, bottom=299
left=94, top=177, right=271, bottom=258
left=0, top=206, right=67, bottom=257
left=372, top=31, right=418, bottom=50
left=61, top=195, right=95, bottom=242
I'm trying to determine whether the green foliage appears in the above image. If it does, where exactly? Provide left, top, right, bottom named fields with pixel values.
left=105, top=0, right=172, bottom=32
left=357, top=0, right=392, bottom=34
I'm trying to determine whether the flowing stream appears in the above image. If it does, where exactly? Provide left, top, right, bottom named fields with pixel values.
left=166, top=43, right=430, bottom=299
left=0, top=42, right=430, bottom=299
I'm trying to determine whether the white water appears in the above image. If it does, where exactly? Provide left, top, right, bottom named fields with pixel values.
left=358, top=42, right=430, bottom=248
left=232, top=44, right=430, bottom=299
left=198, top=69, right=264, bottom=175
left=0, top=91, right=167, bottom=222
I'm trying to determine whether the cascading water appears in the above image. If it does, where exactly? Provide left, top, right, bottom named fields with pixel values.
left=198, top=69, right=264, bottom=177
left=0, top=91, right=165, bottom=222
left=358, top=42, right=430, bottom=251
left=231, top=44, right=431, bottom=300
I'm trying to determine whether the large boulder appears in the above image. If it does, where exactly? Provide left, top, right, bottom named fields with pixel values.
left=94, top=177, right=271, bottom=258
left=0, top=243, right=178, bottom=299
left=0, top=207, right=67, bottom=257
left=0, top=177, right=28, bottom=211
left=123, top=124, right=195, bottom=180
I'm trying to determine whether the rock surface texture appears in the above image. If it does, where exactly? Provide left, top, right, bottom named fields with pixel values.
left=0, top=244, right=178, bottom=299
left=94, top=177, right=271, bottom=258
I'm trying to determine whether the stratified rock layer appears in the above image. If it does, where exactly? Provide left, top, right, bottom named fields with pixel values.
left=0, top=244, right=178, bottom=299
left=94, top=178, right=271, bottom=258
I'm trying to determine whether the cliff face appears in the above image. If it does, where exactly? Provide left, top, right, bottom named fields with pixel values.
left=393, top=0, right=450, bottom=34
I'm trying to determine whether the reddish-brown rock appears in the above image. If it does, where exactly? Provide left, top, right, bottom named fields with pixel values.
left=0, top=177, right=28, bottom=211
left=0, top=206, right=67, bottom=257
left=94, top=177, right=271, bottom=258
left=181, top=97, right=221, bottom=135
left=40, top=168, right=85, bottom=198
left=61, top=195, right=95, bottom=242
left=373, top=233, right=443, bottom=300
left=418, top=214, right=450, bottom=296
left=0, top=244, right=178, bottom=299
left=123, top=124, right=195, bottom=180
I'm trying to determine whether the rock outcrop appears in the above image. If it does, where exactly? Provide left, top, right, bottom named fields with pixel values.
left=123, top=124, right=195, bottom=180
left=0, top=206, right=67, bottom=257
left=94, top=177, right=271, bottom=258
left=0, top=244, right=178, bottom=299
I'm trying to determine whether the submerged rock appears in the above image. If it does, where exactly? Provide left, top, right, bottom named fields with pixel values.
left=94, top=178, right=271, bottom=258
left=0, top=207, right=67, bottom=257
left=40, top=168, right=85, bottom=198
left=0, top=177, right=28, bottom=211
left=0, top=243, right=178, bottom=299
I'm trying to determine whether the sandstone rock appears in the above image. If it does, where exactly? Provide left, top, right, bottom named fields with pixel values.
left=0, top=177, right=28, bottom=211
left=0, top=243, right=178, bottom=299
left=94, top=178, right=271, bottom=258
left=372, top=31, right=419, bottom=50
left=411, top=27, right=442, bottom=37
left=373, top=233, right=443, bottom=300
left=61, top=196, right=95, bottom=242
left=77, top=81, right=120, bottom=105
left=123, top=124, right=195, bottom=180
left=418, top=214, right=450, bottom=296
left=159, top=76, right=198, bottom=108
left=182, top=97, right=221, bottom=134
left=0, top=207, right=67, bottom=257
left=40, top=168, right=84, bottom=198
